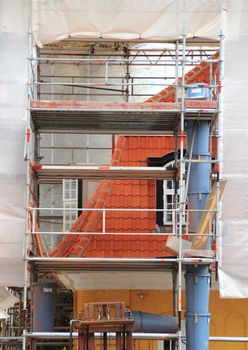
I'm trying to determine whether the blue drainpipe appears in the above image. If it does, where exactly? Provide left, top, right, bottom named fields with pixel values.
left=184, top=120, right=211, bottom=350
left=185, top=265, right=211, bottom=350
left=186, top=120, right=211, bottom=236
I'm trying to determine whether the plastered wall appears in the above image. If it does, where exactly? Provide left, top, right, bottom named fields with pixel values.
left=75, top=289, right=248, bottom=350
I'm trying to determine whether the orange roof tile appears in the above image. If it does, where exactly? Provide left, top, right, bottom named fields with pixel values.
left=83, top=234, right=171, bottom=258
left=51, top=136, right=175, bottom=258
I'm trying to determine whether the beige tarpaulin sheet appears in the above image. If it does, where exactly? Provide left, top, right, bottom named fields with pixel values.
left=31, top=0, right=248, bottom=46
left=0, top=0, right=30, bottom=287
left=218, top=35, right=248, bottom=298
left=32, top=0, right=223, bottom=45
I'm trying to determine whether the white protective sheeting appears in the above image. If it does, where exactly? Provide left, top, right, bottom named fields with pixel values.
left=32, top=0, right=222, bottom=46
left=219, top=36, right=248, bottom=298
left=0, top=287, right=18, bottom=310
left=31, top=0, right=248, bottom=46
left=0, top=0, right=30, bottom=287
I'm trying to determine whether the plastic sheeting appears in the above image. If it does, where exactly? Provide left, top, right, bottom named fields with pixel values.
left=218, top=36, right=248, bottom=298
left=0, top=287, right=18, bottom=310
left=32, top=0, right=222, bottom=45
left=0, top=0, right=30, bottom=287
left=31, top=0, right=248, bottom=46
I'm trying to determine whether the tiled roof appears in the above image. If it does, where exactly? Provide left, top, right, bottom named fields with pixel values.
left=51, top=136, right=175, bottom=258
left=50, top=51, right=219, bottom=258
left=102, top=137, right=174, bottom=234
left=83, top=234, right=169, bottom=258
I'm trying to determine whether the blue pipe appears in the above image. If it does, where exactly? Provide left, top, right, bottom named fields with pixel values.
left=186, top=120, right=211, bottom=233
left=131, top=311, right=178, bottom=333
left=185, top=120, right=211, bottom=350
left=32, top=282, right=57, bottom=332
left=185, top=265, right=211, bottom=350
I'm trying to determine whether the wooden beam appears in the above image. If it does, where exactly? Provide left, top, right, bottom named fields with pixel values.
left=31, top=99, right=217, bottom=111
left=192, top=180, right=227, bottom=250
left=183, top=249, right=215, bottom=259
left=34, top=165, right=176, bottom=180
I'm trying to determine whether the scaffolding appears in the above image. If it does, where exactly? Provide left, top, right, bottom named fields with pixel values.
left=0, top=8, right=230, bottom=350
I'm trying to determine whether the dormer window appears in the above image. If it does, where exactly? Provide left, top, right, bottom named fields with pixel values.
left=163, top=160, right=186, bottom=226
left=148, top=150, right=186, bottom=229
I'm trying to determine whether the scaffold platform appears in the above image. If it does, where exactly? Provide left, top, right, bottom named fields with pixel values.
left=30, top=100, right=217, bottom=134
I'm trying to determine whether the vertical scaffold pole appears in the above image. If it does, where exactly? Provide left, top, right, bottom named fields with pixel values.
left=178, top=32, right=186, bottom=350
left=175, top=40, right=179, bottom=103
left=23, top=18, right=33, bottom=350
left=216, top=5, right=226, bottom=272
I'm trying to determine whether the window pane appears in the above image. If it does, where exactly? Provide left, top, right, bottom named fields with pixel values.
left=167, top=181, right=173, bottom=190
left=167, top=194, right=173, bottom=204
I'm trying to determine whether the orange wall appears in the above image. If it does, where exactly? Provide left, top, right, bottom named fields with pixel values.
left=75, top=289, right=248, bottom=350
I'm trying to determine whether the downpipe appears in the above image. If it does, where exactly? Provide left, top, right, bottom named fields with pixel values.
left=185, top=119, right=212, bottom=350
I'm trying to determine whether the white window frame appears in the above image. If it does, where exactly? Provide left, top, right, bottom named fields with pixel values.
left=163, top=160, right=186, bottom=226
left=63, top=179, right=78, bottom=232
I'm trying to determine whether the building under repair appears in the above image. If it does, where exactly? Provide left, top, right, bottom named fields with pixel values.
left=0, top=1, right=248, bottom=349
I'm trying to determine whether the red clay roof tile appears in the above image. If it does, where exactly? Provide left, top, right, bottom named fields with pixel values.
left=50, top=136, right=174, bottom=258
left=82, top=235, right=171, bottom=258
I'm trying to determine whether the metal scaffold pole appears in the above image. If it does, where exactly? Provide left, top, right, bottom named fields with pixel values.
left=216, top=5, right=226, bottom=274
left=23, top=18, right=33, bottom=350
left=177, top=32, right=186, bottom=350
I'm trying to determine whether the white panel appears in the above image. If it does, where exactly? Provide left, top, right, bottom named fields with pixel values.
left=219, top=36, right=248, bottom=298
left=0, top=287, right=18, bottom=309
left=32, top=0, right=223, bottom=45
left=0, top=256, right=26, bottom=288
left=219, top=270, right=248, bottom=299
left=31, top=1, right=248, bottom=46
left=59, top=271, right=174, bottom=290
left=0, top=1, right=30, bottom=287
